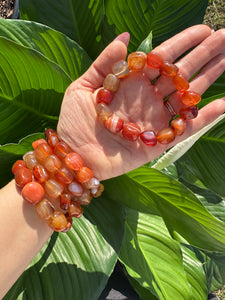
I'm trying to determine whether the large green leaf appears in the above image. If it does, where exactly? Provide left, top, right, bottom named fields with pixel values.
left=20, top=0, right=208, bottom=58
left=0, top=19, right=91, bottom=81
left=4, top=195, right=125, bottom=300
left=0, top=37, right=71, bottom=144
left=119, top=209, right=207, bottom=299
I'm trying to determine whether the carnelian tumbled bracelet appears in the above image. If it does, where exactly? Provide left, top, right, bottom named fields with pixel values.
left=95, top=51, right=200, bottom=145
left=12, top=129, right=104, bottom=232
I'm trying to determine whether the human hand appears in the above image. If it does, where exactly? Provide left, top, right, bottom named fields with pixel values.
left=57, top=25, right=225, bottom=181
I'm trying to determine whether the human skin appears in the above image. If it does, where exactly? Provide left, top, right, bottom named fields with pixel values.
left=1, top=25, right=225, bottom=298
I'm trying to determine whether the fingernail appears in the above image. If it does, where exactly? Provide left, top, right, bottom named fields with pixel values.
left=211, top=29, right=215, bottom=34
left=114, top=32, right=130, bottom=47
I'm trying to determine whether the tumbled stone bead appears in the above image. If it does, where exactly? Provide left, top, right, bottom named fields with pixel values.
left=179, top=105, right=198, bottom=120
left=55, top=167, right=74, bottom=185
left=112, top=60, right=130, bottom=78
left=68, top=201, right=83, bottom=218
left=77, top=167, right=94, bottom=183
left=45, top=129, right=60, bottom=149
left=48, top=211, right=68, bottom=232
left=65, top=152, right=83, bottom=171
left=92, top=183, right=104, bottom=198
left=32, top=139, right=47, bottom=150
left=96, top=103, right=112, bottom=123
left=44, top=179, right=64, bottom=199
left=76, top=189, right=92, bottom=205
left=33, top=164, right=49, bottom=183
left=68, top=181, right=84, bottom=196
left=12, top=160, right=26, bottom=175
left=128, top=51, right=147, bottom=71
left=54, top=141, right=71, bottom=160
left=36, top=198, right=54, bottom=220
left=84, top=177, right=100, bottom=189
left=140, top=130, right=157, bottom=146
left=15, top=167, right=32, bottom=187
left=156, top=127, right=175, bottom=144
left=60, top=193, right=71, bottom=210
left=23, top=151, right=38, bottom=169
left=34, top=143, right=53, bottom=164
left=122, top=122, right=141, bottom=141
left=44, top=154, right=62, bottom=173
left=103, top=74, right=120, bottom=92
left=181, top=91, right=201, bottom=106
left=22, top=182, right=45, bottom=205
left=160, top=62, right=178, bottom=77
left=96, top=88, right=114, bottom=105
left=171, top=118, right=187, bottom=136
left=62, top=214, right=73, bottom=232
left=146, top=52, right=163, bottom=69
left=45, top=128, right=57, bottom=139
left=105, top=115, right=124, bottom=133
left=172, top=74, right=189, bottom=92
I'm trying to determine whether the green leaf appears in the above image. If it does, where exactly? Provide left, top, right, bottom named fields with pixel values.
left=202, top=71, right=225, bottom=99
left=205, top=253, right=225, bottom=292
left=137, top=31, right=153, bottom=54
left=0, top=19, right=92, bottom=81
left=4, top=196, right=125, bottom=300
left=0, top=37, right=71, bottom=144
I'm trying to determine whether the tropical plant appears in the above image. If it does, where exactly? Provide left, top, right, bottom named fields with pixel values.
left=1, top=0, right=225, bottom=299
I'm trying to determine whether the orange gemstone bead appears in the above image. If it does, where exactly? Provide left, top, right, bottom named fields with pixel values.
left=44, top=179, right=64, bottom=199
left=103, top=74, right=120, bottom=92
left=60, top=193, right=71, bottom=210
left=96, top=103, right=112, bottom=123
left=84, top=177, right=100, bottom=189
left=140, top=130, right=157, bottom=146
left=92, top=183, right=104, bottom=198
left=33, top=164, right=49, bottom=183
left=22, top=182, right=45, bottom=205
left=34, top=143, right=53, bottom=164
left=77, top=167, right=94, bottom=183
left=45, top=129, right=60, bottom=149
left=62, top=214, right=73, bottom=232
left=160, top=62, right=178, bottom=77
left=112, top=60, right=130, bottom=78
left=32, top=139, right=47, bottom=149
left=147, top=52, right=163, bottom=69
left=36, top=198, right=54, bottom=220
left=179, top=106, right=198, bottom=120
left=65, top=152, right=83, bottom=171
left=172, top=74, right=189, bottom=92
left=54, top=141, right=71, bottom=160
left=122, top=122, right=141, bottom=141
left=12, top=160, right=26, bottom=174
left=96, top=88, right=114, bottom=105
left=15, top=167, right=32, bottom=187
left=76, top=190, right=92, bottom=205
left=48, top=211, right=68, bottom=232
left=68, top=181, right=84, bottom=196
left=105, top=115, right=124, bottom=133
left=171, top=118, right=187, bottom=136
left=23, top=151, right=38, bottom=169
left=156, top=127, right=175, bottom=144
left=44, top=154, right=62, bottom=173
left=55, top=167, right=74, bottom=185
left=128, top=51, right=147, bottom=71
left=181, top=91, right=201, bottom=106
left=68, top=201, right=83, bottom=218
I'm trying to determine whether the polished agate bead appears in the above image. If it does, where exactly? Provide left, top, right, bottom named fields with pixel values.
left=122, top=122, right=141, bottom=141
left=32, top=139, right=47, bottom=149
left=45, top=129, right=60, bottom=149
left=160, top=62, right=178, bottom=77
left=48, top=211, right=68, bottom=232
left=23, top=151, right=38, bottom=169
left=156, top=127, right=175, bottom=144
left=105, top=115, right=124, bottom=133
left=128, top=51, right=146, bottom=71
left=54, top=141, right=71, bottom=160
left=96, top=103, right=112, bottom=123
left=179, top=105, right=198, bottom=120
left=33, top=164, right=49, bottom=183
left=171, top=118, right=187, bottom=136
left=147, top=52, right=163, bottom=69
left=34, top=143, right=53, bottom=164
left=92, top=183, right=104, bottom=198
left=45, top=128, right=57, bottom=139
left=68, top=181, right=84, bottom=196
left=65, top=152, right=83, bottom=171
left=103, top=74, right=120, bottom=92
left=44, top=154, right=62, bottom=173
left=12, top=160, right=26, bottom=174
left=44, top=179, right=64, bottom=199
left=140, top=130, right=157, bottom=146
left=68, top=201, right=83, bottom=218
left=84, top=177, right=100, bottom=189
left=15, top=167, right=32, bottom=187
left=172, top=74, right=189, bottom=92
left=77, top=167, right=94, bottom=183
left=112, top=60, right=130, bottom=78
left=60, top=193, right=71, bottom=210
left=62, top=214, right=73, bottom=232
left=36, top=198, right=54, bottom=220
left=96, top=88, right=114, bottom=105
left=76, top=190, right=92, bottom=205
left=55, top=167, right=74, bottom=185
left=181, top=91, right=201, bottom=106
left=22, top=182, right=45, bottom=205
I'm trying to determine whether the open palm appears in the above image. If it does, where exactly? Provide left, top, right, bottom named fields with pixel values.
left=57, top=25, right=225, bottom=180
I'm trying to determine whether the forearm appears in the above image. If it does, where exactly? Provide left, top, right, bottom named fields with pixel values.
left=0, top=180, right=53, bottom=299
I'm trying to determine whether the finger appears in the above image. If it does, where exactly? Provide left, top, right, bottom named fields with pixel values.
left=156, top=29, right=225, bottom=97
left=144, top=24, right=212, bottom=81
left=78, top=34, right=129, bottom=91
